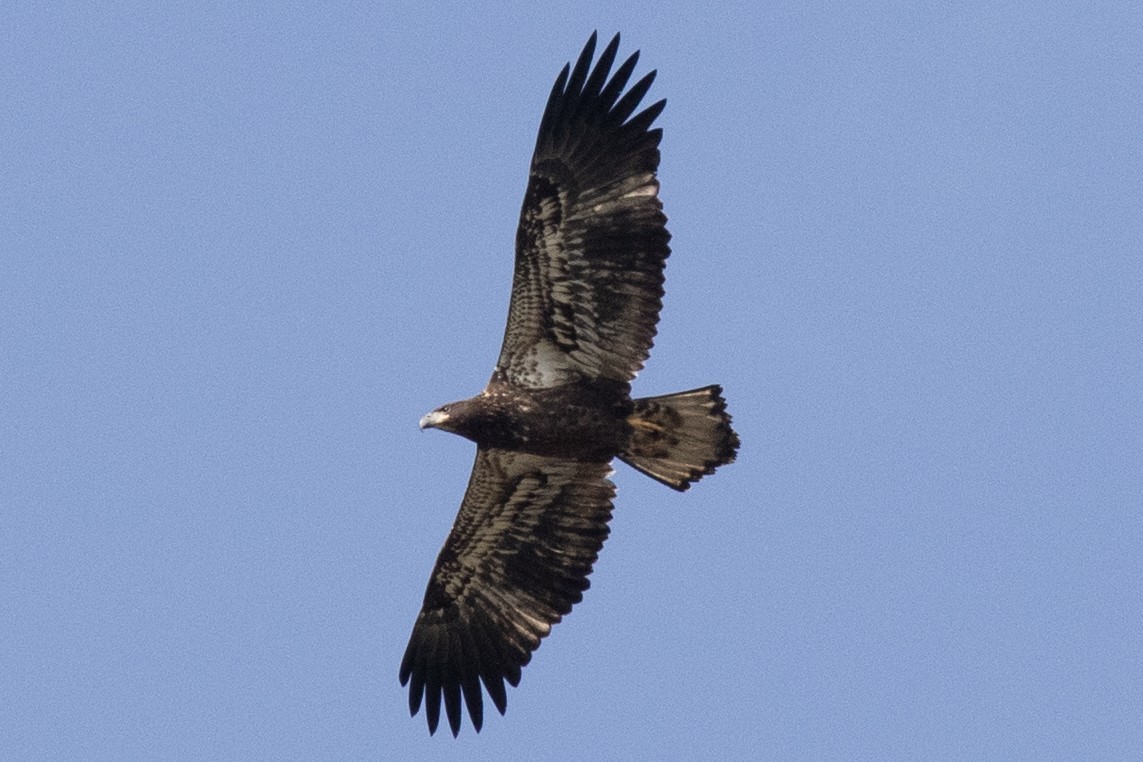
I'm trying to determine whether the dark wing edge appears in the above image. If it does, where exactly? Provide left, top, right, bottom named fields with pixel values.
left=399, top=449, right=616, bottom=736
left=496, top=32, right=671, bottom=388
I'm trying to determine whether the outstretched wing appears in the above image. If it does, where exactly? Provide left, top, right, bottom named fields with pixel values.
left=400, top=448, right=615, bottom=736
left=496, top=32, right=671, bottom=389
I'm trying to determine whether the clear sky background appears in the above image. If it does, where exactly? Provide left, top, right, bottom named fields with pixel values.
left=4, top=2, right=1141, bottom=760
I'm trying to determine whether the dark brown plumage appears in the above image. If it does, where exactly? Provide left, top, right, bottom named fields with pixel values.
left=400, top=32, right=739, bottom=736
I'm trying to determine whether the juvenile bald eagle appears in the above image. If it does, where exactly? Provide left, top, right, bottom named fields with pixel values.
left=400, top=32, right=739, bottom=736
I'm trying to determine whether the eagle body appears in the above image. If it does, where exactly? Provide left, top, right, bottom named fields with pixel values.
left=401, top=33, right=740, bottom=737
left=422, top=376, right=633, bottom=460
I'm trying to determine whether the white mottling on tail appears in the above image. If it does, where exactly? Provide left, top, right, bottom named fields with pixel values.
left=619, top=385, right=739, bottom=491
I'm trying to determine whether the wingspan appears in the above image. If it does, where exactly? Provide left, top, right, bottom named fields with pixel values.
left=496, top=32, right=670, bottom=389
left=400, top=448, right=615, bottom=736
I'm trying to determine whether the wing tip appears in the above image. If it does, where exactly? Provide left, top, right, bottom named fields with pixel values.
left=536, top=32, right=663, bottom=151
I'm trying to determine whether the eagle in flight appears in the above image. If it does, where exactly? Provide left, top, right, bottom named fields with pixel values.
left=400, top=32, right=739, bottom=736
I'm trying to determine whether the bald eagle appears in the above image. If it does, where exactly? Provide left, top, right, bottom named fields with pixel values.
left=400, top=32, right=739, bottom=736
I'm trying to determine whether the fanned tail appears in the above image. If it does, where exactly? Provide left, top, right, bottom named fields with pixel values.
left=618, top=385, right=739, bottom=491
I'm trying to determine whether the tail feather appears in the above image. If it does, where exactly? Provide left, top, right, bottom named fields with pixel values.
left=618, top=385, right=739, bottom=491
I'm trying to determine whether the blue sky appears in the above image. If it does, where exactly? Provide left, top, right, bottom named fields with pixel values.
left=4, top=2, right=1141, bottom=759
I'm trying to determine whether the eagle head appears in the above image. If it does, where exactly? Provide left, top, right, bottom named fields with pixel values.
left=419, top=395, right=505, bottom=446
left=419, top=406, right=454, bottom=432
left=419, top=398, right=481, bottom=437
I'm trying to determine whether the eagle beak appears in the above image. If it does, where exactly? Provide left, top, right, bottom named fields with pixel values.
left=419, top=410, right=449, bottom=430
